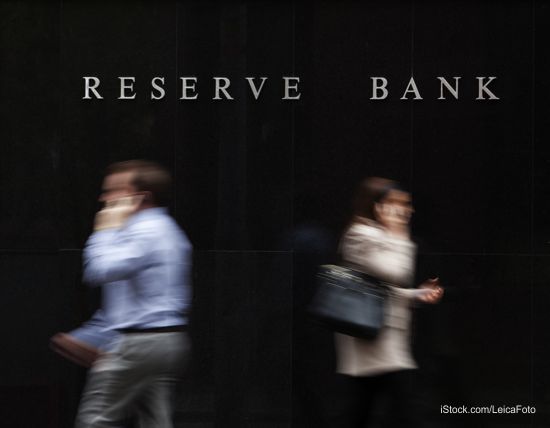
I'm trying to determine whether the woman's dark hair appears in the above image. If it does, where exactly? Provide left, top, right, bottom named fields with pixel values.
left=352, top=177, right=399, bottom=221
left=105, top=160, right=172, bottom=207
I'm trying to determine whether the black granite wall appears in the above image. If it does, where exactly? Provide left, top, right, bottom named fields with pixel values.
left=1, top=1, right=548, bottom=427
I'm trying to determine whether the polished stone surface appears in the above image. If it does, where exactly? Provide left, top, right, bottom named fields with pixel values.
left=1, top=2, right=548, bottom=427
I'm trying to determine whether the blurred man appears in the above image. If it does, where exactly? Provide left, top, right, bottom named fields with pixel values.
left=75, top=160, right=192, bottom=428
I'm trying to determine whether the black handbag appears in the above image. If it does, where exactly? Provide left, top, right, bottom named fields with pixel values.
left=308, top=264, right=387, bottom=340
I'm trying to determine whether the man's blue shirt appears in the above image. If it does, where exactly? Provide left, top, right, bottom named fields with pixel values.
left=83, top=207, right=192, bottom=330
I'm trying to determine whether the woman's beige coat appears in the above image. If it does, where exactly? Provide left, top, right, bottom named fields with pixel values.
left=335, top=217, right=418, bottom=376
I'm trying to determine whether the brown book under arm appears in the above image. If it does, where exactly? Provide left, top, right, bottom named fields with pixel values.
left=50, top=333, right=101, bottom=368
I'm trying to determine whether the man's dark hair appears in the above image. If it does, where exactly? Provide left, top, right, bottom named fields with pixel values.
left=105, top=160, right=172, bottom=207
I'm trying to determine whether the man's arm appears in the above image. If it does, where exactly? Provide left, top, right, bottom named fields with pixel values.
left=83, top=225, right=151, bottom=286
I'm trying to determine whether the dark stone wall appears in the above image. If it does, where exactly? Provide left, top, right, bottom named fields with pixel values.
left=1, top=1, right=548, bottom=427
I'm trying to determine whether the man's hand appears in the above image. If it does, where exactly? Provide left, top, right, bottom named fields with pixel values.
left=50, top=333, right=100, bottom=368
left=94, top=196, right=142, bottom=231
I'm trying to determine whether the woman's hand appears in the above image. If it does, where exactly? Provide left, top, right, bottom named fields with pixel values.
left=417, top=278, right=444, bottom=304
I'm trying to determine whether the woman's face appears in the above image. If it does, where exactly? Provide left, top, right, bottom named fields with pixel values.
left=375, top=189, right=414, bottom=226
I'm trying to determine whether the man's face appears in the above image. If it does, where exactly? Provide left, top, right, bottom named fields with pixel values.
left=99, top=171, right=137, bottom=203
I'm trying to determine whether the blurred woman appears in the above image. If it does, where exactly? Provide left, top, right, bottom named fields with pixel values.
left=336, top=177, right=443, bottom=427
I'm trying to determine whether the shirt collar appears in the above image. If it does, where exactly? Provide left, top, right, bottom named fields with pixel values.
left=354, top=215, right=382, bottom=229
left=124, top=207, right=168, bottom=227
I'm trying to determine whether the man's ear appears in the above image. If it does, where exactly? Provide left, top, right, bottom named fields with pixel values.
left=127, top=194, right=145, bottom=210
left=140, top=191, right=154, bottom=205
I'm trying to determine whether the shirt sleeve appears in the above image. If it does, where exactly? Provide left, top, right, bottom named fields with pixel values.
left=82, top=226, right=152, bottom=286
